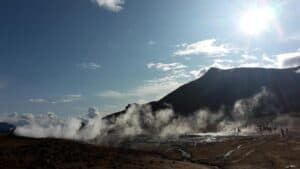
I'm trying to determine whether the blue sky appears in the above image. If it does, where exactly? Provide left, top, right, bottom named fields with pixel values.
left=1, top=0, right=300, bottom=117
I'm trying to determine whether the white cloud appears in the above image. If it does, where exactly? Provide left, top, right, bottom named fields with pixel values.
left=188, top=59, right=234, bottom=79
left=174, top=39, right=231, bottom=57
left=99, top=62, right=189, bottom=102
left=78, top=62, right=101, bottom=70
left=100, top=79, right=183, bottom=102
left=128, top=80, right=182, bottom=100
left=29, top=98, right=48, bottom=103
left=93, top=0, right=124, bottom=12
left=61, top=94, right=82, bottom=103
left=242, top=50, right=300, bottom=69
left=28, top=94, right=82, bottom=104
left=237, top=53, right=278, bottom=68
left=189, top=68, right=207, bottom=78
left=262, top=54, right=276, bottom=63
left=276, top=50, right=300, bottom=68
left=239, top=63, right=261, bottom=68
left=176, top=43, right=188, bottom=48
left=135, top=61, right=199, bottom=100
left=210, top=59, right=234, bottom=69
left=241, top=54, right=257, bottom=60
left=98, top=90, right=124, bottom=99
left=188, top=57, right=274, bottom=79
left=147, top=62, right=187, bottom=71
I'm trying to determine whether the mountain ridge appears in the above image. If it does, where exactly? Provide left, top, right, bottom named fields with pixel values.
left=104, top=66, right=300, bottom=120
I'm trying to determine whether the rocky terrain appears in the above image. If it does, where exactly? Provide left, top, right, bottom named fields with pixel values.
left=0, top=132, right=299, bottom=169
left=0, top=134, right=210, bottom=169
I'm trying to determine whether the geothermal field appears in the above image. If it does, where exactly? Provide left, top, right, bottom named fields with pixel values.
left=2, top=0, right=300, bottom=168
left=1, top=130, right=300, bottom=169
left=1, top=67, right=300, bottom=169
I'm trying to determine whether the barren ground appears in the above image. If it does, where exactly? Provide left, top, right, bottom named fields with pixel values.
left=0, top=133, right=299, bottom=169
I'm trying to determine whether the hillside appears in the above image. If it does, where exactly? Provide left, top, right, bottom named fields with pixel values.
left=105, top=66, right=300, bottom=120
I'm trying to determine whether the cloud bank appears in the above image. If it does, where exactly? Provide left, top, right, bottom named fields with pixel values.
left=99, top=62, right=189, bottom=102
left=28, top=94, right=82, bottom=104
left=29, top=98, right=47, bottom=103
left=99, top=80, right=182, bottom=102
left=276, top=50, right=300, bottom=68
left=78, top=62, right=101, bottom=70
left=174, top=39, right=231, bottom=57
left=147, top=62, right=187, bottom=71
left=98, top=90, right=124, bottom=99
left=93, top=0, right=124, bottom=12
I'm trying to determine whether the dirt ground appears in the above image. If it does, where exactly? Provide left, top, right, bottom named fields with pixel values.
left=0, top=133, right=299, bottom=169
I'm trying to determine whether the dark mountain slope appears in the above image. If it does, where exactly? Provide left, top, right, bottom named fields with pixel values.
left=158, top=68, right=300, bottom=115
left=158, top=67, right=300, bottom=116
left=105, top=66, right=300, bottom=119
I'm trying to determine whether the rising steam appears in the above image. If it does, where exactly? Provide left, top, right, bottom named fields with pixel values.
left=0, top=87, right=296, bottom=144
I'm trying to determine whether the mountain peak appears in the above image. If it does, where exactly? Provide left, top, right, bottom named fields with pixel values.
left=208, top=67, right=222, bottom=72
left=158, top=66, right=300, bottom=116
left=105, top=66, right=300, bottom=119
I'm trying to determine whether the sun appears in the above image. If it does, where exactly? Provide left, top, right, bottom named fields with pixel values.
left=239, top=7, right=275, bottom=36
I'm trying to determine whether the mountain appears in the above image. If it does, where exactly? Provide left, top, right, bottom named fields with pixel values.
left=105, top=66, right=300, bottom=120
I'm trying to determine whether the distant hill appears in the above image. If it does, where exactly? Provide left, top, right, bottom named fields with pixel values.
left=0, top=122, right=15, bottom=133
left=105, top=66, right=300, bottom=120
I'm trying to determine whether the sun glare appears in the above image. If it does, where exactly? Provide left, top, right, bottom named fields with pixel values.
left=240, top=7, right=275, bottom=36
